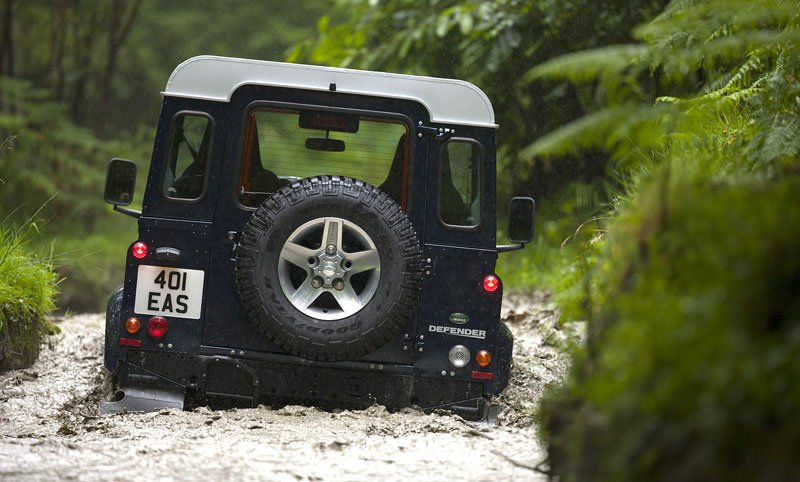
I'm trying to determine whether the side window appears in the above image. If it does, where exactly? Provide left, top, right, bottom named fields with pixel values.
left=440, top=139, right=481, bottom=227
left=162, top=113, right=212, bottom=200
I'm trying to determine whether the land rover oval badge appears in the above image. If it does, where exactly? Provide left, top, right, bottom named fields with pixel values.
left=449, top=312, right=469, bottom=325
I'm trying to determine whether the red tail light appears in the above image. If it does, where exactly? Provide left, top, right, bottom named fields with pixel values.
left=132, top=241, right=148, bottom=259
left=147, top=316, right=168, bottom=339
left=483, top=275, right=499, bottom=292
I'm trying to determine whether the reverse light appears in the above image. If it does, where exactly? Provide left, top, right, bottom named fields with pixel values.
left=147, top=316, right=168, bottom=339
left=476, top=349, right=492, bottom=367
left=483, top=274, right=500, bottom=293
left=448, top=345, right=470, bottom=368
left=125, top=317, right=141, bottom=334
left=131, top=241, right=148, bottom=259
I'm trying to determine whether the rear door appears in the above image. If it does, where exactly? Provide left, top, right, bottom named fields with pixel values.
left=200, top=90, right=425, bottom=365
left=417, top=127, right=501, bottom=378
left=123, top=103, right=224, bottom=354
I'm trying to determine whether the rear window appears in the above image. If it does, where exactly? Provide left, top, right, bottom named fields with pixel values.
left=162, top=112, right=212, bottom=201
left=238, top=107, right=409, bottom=208
left=439, top=139, right=481, bottom=227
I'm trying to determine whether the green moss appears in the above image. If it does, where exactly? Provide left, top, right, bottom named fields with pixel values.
left=541, top=170, right=800, bottom=481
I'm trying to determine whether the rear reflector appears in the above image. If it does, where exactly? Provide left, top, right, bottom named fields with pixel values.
left=119, top=337, right=142, bottom=347
left=471, top=371, right=493, bottom=381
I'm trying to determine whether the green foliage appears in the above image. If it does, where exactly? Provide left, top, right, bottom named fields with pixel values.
left=0, top=209, right=58, bottom=372
left=525, top=0, right=800, bottom=174
left=533, top=0, right=800, bottom=316
left=535, top=0, right=800, bottom=479
left=542, top=170, right=800, bottom=482
left=0, top=77, right=147, bottom=311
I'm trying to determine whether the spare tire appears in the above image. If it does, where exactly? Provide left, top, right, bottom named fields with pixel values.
left=235, top=176, right=422, bottom=361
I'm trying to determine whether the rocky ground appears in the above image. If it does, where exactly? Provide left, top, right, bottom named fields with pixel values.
left=0, top=293, right=583, bottom=481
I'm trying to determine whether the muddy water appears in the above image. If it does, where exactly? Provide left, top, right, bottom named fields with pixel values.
left=0, top=293, right=582, bottom=481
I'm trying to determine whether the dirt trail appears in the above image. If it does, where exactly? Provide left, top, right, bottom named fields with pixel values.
left=0, top=293, right=581, bottom=481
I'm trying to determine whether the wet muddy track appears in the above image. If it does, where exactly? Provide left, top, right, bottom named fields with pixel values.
left=0, top=293, right=582, bottom=481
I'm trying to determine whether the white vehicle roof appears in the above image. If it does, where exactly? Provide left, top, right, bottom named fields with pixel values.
left=164, top=56, right=497, bottom=128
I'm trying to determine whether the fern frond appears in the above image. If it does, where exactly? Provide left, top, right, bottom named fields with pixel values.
left=707, top=22, right=739, bottom=42
left=524, top=44, right=650, bottom=84
left=655, top=28, right=800, bottom=83
left=520, top=103, right=675, bottom=159
left=638, top=0, right=797, bottom=43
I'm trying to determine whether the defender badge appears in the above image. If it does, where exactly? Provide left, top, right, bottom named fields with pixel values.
left=428, top=325, right=486, bottom=339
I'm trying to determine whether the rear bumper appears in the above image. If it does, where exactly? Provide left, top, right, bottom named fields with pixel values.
left=106, top=350, right=493, bottom=420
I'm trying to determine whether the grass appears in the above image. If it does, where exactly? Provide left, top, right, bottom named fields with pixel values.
left=0, top=215, right=58, bottom=371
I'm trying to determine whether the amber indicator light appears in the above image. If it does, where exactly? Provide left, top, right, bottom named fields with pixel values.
left=125, top=317, right=141, bottom=334
left=476, top=349, right=492, bottom=367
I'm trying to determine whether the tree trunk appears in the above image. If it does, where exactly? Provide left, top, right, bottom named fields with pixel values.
left=94, top=0, right=142, bottom=136
left=0, top=0, right=14, bottom=78
left=46, top=0, right=69, bottom=99
left=69, top=1, right=98, bottom=124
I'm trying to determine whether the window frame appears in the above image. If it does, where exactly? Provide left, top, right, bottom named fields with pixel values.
left=233, top=100, right=414, bottom=212
left=437, top=137, right=484, bottom=231
left=160, top=110, right=215, bottom=204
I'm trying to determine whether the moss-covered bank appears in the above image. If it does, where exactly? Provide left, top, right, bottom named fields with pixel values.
left=0, top=224, right=58, bottom=372
left=541, top=170, right=800, bottom=481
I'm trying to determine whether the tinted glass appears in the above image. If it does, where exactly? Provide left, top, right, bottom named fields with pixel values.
left=238, top=108, right=409, bottom=208
left=440, top=140, right=481, bottom=227
left=162, top=113, right=212, bottom=200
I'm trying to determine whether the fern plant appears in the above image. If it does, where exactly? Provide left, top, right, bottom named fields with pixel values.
left=524, top=0, right=800, bottom=175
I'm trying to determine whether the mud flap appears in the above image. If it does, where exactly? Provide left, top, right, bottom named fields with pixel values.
left=99, top=387, right=186, bottom=415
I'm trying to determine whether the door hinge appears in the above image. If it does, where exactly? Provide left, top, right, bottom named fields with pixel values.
left=422, top=256, right=435, bottom=276
left=416, top=123, right=456, bottom=141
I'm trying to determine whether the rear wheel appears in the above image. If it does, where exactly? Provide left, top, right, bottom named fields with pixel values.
left=235, top=176, right=422, bottom=361
left=277, top=216, right=381, bottom=320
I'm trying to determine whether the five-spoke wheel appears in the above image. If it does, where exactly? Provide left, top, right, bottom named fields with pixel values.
left=278, top=217, right=380, bottom=320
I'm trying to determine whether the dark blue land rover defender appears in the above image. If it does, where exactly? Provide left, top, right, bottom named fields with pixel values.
left=101, top=56, right=534, bottom=420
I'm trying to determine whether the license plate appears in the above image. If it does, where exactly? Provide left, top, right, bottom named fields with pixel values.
left=134, top=265, right=205, bottom=319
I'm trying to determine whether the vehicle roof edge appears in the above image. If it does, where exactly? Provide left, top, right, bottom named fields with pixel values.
left=162, top=55, right=498, bottom=129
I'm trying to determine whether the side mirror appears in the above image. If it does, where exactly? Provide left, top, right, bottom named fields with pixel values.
left=508, top=197, right=535, bottom=244
left=104, top=158, right=137, bottom=206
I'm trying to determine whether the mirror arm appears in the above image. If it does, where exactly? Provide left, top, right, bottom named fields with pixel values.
left=113, top=204, right=141, bottom=219
left=496, top=243, right=525, bottom=253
